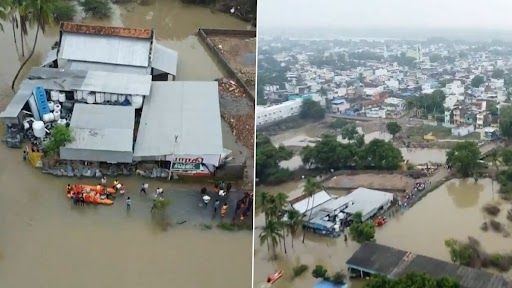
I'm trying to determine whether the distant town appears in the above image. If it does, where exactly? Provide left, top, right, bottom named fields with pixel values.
left=257, top=37, right=511, bottom=138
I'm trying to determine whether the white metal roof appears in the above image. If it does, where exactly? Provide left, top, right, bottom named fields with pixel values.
left=59, top=32, right=151, bottom=67
left=152, top=43, right=178, bottom=76
left=80, top=71, right=152, bottom=96
left=291, top=191, right=332, bottom=214
left=65, top=61, right=150, bottom=75
left=64, top=104, right=134, bottom=153
left=133, top=81, right=223, bottom=159
left=343, top=187, right=393, bottom=217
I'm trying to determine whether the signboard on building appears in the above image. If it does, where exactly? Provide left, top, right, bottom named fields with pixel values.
left=171, top=162, right=202, bottom=171
left=165, top=154, right=221, bottom=166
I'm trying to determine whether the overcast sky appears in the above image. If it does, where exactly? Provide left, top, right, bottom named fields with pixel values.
left=259, top=0, right=512, bottom=30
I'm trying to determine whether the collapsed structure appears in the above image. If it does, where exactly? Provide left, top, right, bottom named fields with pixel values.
left=0, top=22, right=226, bottom=177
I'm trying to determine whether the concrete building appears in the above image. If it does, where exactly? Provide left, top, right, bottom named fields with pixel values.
left=331, top=98, right=350, bottom=114
left=256, top=99, right=302, bottom=127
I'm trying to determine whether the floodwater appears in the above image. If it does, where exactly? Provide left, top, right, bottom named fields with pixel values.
left=254, top=178, right=512, bottom=287
left=0, top=2, right=252, bottom=287
left=400, top=148, right=448, bottom=165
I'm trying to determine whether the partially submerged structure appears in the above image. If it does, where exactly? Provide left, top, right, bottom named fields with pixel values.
left=0, top=23, right=227, bottom=177
left=346, top=243, right=511, bottom=288
left=290, top=188, right=394, bottom=237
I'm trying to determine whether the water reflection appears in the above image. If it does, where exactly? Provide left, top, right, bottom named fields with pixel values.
left=446, top=178, right=483, bottom=208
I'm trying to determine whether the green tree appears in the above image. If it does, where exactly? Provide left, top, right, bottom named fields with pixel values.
left=499, top=105, right=512, bottom=139
left=151, top=197, right=171, bottom=230
left=386, top=121, right=402, bottom=138
left=43, top=124, right=73, bottom=156
left=300, top=99, right=325, bottom=120
left=79, top=0, right=112, bottom=18
left=471, top=75, right=485, bottom=88
left=364, top=273, right=459, bottom=288
left=349, top=211, right=375, bottom=243
left=445, top=141, right=481, bottom=177
left=412, top=89, right=446, bottom=116
left=301, top=134, right=357, bottom=171
left=311, top=265, right=328, bottom=280
left=256, top=134, right=293, bottom=184
left=358, top=139, right=403, bottom=170
left=329, top=118, right=351, bottom=130
left=285, top=208, right=303, bottom=249
left=11, top=0, right=56, bottom=89
left=259, top=218, right=283, bottom=260
left=429, top=53, right=443, bottom=63
left=487, top=101, right=499, bottom=117
left=302, top=177, right=322, bottom=243
left=501, top=149, right=512, bottom=166
left=444, top=239, right=475, bottom=266
left=53, top=0, right=75, bottom=21
left=492, top=69, right=505, bottom=79
left=341, top=124, right=359, bottom=142
left=330, top=271, right=347, bottom=285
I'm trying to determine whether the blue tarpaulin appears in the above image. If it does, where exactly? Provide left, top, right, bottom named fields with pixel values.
left=313, top=280, right=348, bottom=288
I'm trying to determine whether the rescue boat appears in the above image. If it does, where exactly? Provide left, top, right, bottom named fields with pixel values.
left=66, top=185, right=114, bottom=205
left=266, top=270, right=283, bottom=284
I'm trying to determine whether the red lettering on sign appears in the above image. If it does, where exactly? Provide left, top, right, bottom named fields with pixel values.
left=174, top=157, right=204, bottom=164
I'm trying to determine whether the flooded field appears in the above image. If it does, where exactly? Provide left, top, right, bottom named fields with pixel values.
left=0, top=1, right=252, bottom=287
left=254, top=178, right=512, bottom=287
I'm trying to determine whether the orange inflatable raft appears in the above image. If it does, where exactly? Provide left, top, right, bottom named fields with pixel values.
left=266, top=270, right=283, bottom=284
left=66, top=185, right=114, bottom=205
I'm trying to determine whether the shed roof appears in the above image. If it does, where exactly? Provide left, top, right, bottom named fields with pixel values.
left=152, top=43, right=178, bottom=76
left=61, top=104, right=135, bottom=163
left=59, top=32, right=152, bottom=67
left=343, top=187, right=393, bottom=217
left=346, top=243, right=511, bottom=288
left=64, top=61, right=150, bottom=75
left=291, top=191, right=332, bottom=215
left=80, top=71, right=152, bottom=96
left=133, top=81, right=223, bottom=160
left=60, top=22, right=153, bottom=39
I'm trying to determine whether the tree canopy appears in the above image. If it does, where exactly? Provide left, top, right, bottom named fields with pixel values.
left=411, top=89, right=446, bottom=115
left=386, top=121, right=402, bottom=138
left=471, top=75, right=485, bottom=88
left=499, top=105, right=512, bottom=139
left=349, top=211, right=375, bottom=243
left=256, top=134, right=293, bottom=184
left=492, top=69, right=505, bottom=80
left=300, top=99, right=325, bottom=120
left=364, top=272, right=459, bottom=288
left=445, top=141, right=481, bottom=177
left=358, top=139, right=403, bottom=170
left=43, top=124, right=73, bottom=156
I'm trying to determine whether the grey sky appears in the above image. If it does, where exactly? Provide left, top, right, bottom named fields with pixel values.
left=259, top=0, right=512, bottom=30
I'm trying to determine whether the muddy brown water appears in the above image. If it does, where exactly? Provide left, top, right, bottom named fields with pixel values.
left=255, top=178, right=512, bottom=287
left=0, top=1, right=252, bottom=287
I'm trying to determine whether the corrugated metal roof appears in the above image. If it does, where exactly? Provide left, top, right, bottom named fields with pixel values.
left=152, top=43, right=178, bottom=76
left=60, top=32, right=151, bottom=67
left=291, top=191, right=332, bottom=214
left=0, top=81, right=35, bottom=120
left=64, top=60, right=150, bottom=75
left=133, top=81, right=223, bottom=160
left=61, top=22, right=152, bottom=39
left=42, top=49, right=57, bottom=66
left=61, top=104, right=134, bottom=163
left=80, top=71, right=152, bottom=96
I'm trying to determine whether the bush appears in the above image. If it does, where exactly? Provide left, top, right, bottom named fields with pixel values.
left=328, top=118, right=351, bottom=130
left=330, top=271, right=346, bottom=285
left=80, top=0, right=112, bottom=19
left=292, top=264, right=308, bottom=279
left=43, top=124, right=73, bottom=156
left=311, top=265, right=328, bottom=280
left=54, top=1, right=76, bottom=21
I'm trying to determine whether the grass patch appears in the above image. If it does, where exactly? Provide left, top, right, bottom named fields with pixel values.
left=406, top=125, right=451, bottom=140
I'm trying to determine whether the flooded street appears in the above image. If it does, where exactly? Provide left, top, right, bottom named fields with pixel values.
left=0, top=1, right=252, bottom=287
left=255, top=178, right=512, bottom=287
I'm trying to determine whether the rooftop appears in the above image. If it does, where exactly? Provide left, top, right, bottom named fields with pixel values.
left=346, top=243, right=511, bottom=288
left=133, top=81, right=223, bottom=162
left=60, top=104, right=135, bottom=163
left=60, top=22, right=152, bottom=39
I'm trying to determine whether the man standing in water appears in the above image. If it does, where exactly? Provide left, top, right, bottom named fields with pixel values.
left=140, top=183, right=148, bottom=195
left=126, top=197, right=132, bottom=210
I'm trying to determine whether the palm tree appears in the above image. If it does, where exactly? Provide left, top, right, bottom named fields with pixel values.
left=285, top=208, right=303, bottom=249
left=273, top=192, right=289, bottom=254
left=11, top=0, right=55, bottom=90
left=258, top=191, right=272, bottom=225
left=302, top=177, right=322, bottom=243
left=259, top=219, right=283, bottom=260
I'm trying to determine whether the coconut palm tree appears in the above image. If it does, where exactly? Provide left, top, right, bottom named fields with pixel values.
left=273, top=192, right=289, bottom=254
left=258, top=191, right=272, bottom=225
left=259, top=218, right=283, bottom=260
left=285, top=208, right=303, bottom=249
left=302, top=177, right=322, bottom=243
left=11, top=0, right=55, bottom=90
